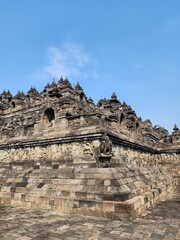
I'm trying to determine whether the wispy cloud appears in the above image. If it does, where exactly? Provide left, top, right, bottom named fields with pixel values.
left=161, top=16, right=180, bottom=33
left=29, top=42, right=98, bottom=82
left=133, top=64, right=142, bottom=70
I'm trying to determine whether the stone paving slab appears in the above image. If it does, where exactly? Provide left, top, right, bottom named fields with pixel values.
left=0, top=185, right=179, bottom=240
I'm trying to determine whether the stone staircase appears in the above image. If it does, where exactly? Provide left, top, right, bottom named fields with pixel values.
left=0, top=159, right=176, bottom=221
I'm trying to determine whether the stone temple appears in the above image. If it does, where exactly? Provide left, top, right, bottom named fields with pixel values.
left=0, top=77, right=179, bottom=221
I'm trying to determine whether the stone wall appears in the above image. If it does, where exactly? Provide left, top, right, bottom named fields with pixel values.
left=0, top=138, right=160, bottom=166
left=0, top=135, right=179, bottom=167
left=0, top=140, right=99, bottom=165
left=158, top=152, right=180, bottom=181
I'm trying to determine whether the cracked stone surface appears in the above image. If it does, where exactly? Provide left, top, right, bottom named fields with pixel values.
left=0, top=185, right=179, bottom=240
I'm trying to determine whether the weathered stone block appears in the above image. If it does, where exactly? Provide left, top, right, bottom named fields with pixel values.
left=103, top=201, right=115, bottom=212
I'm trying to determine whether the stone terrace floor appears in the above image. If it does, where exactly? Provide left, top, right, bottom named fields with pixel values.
left=0, top=185, right=180, bottom=240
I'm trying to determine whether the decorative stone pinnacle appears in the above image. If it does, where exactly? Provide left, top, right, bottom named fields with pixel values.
left=111, top=92, right=117, bottom=99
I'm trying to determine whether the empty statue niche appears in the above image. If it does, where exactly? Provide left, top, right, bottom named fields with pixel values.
left=119, top=113, right=126, bottom=129
left=136, top=122, right=140, bottom=132
left=79, top=92, right=86, bottom=102
left=11, top=101, right=15, bottom=108
left=80, top=92, right=84, bottom=100
left=27, top=95, right=31, bottom=100
left=44, top=107, right=55, bottom=126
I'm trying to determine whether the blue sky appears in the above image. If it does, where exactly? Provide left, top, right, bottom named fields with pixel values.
left=0, top=1, right=180, bottom=133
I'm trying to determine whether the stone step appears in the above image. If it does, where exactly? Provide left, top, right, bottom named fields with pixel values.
left=0, top=182, right=176, bottom=221
left=0, top=160, right=177, bottom=220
